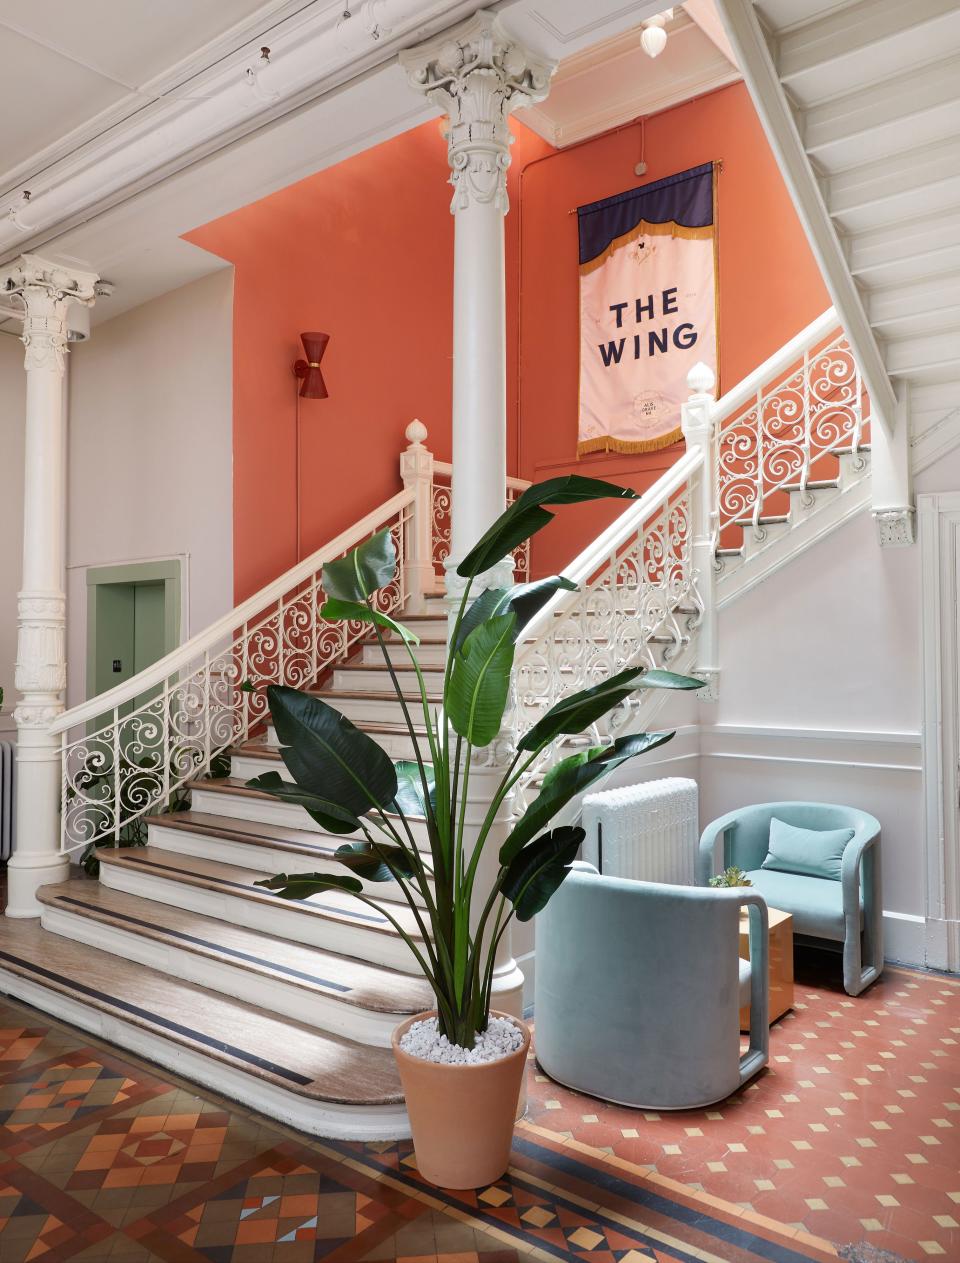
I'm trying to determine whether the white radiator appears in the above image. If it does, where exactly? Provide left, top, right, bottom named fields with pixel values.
left=581, top=777, right=699, bottom=885
left=0, top=740, right=14, bottom=862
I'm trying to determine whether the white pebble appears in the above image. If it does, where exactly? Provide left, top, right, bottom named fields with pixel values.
left=399, top=1015, right=523, bottom=1065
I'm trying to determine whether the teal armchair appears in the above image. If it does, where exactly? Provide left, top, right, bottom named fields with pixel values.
left=534, top=863, right=769, bottom=1109
left=697, top=801, right=882, bottom=997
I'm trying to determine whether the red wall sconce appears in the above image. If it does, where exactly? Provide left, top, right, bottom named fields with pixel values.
left=293, top=331, right=330, bottom=398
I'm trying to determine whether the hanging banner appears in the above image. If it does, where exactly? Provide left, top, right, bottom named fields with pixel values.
left=577, top=162, right=718, bottom=456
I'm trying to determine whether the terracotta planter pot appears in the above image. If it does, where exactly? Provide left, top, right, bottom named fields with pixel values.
left=392, top=1010, right=530, bottom=1189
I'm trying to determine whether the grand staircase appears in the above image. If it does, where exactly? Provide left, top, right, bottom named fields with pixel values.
left=0, top=310, right=878, bottom=1137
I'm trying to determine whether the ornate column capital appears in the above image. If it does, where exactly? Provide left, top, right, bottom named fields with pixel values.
left=400, top=10, right=554, bottom=213
left=0, top=252, right=98, bottom=373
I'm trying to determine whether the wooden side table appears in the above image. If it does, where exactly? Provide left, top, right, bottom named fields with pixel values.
left=739, top=905, right=794, bottom=1030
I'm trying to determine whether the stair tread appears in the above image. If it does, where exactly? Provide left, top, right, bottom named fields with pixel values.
left=39, top=880, right=432, bottom=1016
left=148, top=809, right=344, bottom=857
left=313, top=689, right=443, bottom=702
left=0, top=918, right=402, bottom=1104
left=336, top=662, right=444, bottom=674
left=98, top=845, right=427, bottom=941
left=188, top=778, right=430, bottom=835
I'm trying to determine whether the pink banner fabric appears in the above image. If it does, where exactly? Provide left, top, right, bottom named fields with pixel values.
left=577, top=165, right=718, bottom=456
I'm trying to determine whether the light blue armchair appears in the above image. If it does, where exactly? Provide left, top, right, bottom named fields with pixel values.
left=697, top=801, right=882, bottom=997
left=534, top=863, right=769, bottom=1109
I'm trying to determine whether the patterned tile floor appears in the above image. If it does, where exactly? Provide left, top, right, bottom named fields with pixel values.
left=0, top=940, right=957, bottom=1262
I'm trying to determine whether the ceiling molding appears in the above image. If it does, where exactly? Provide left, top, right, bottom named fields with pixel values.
left=520, top=11, right=740, bottom=148
left=0, top=0, right=489, bottom=264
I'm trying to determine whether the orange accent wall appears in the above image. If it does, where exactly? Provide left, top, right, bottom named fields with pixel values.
left=518, top=82, right=829, bottom=577
left=187, top=82, right=828, bottom=598
left=186, top=121, right=551, bottom=603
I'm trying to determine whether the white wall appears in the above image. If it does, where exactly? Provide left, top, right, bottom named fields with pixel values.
left=65, top=269, right=234, bottom=705
left=0, top=331, right=25, bottom=736
left=0, top=270, right=233, bottom=721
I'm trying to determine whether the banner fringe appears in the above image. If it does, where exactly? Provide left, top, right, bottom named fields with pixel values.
left=577, top=428, right=684, bottom=457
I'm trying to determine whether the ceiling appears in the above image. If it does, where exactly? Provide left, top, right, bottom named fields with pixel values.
left=0, top=0, right=738, bottom=333
left=0, top=0, right=291, bottom=184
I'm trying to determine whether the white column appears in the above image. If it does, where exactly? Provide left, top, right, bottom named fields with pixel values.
left=401, top=10, right=553, bottom=601
left=402, top=13, right=554, bottom=1020
left=681, top=362, right=720, bottom=701
left=872, top=381, right=915, bottom=547
left=2, top=254, right=98, bottom=918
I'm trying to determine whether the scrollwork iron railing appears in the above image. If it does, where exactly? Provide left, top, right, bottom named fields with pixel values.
left=716, top=326, right=869, bottom=543
left=52, top=494, right=412, bottom=851
left=431, top=464, right=531, bottom=585
left=509, top=449, right=705, bottom=806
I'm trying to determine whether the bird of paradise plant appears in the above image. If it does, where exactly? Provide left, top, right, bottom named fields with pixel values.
left=248, top=476, right=703, bottom=1048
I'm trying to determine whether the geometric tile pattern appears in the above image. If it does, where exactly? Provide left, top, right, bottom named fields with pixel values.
left=0, top=954, right=956, bottom=1263
left=525, top=959, right=960, bottom=1263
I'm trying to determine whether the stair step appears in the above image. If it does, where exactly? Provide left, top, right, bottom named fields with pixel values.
left=38, top=880, right=432, bottom=1048
left=0, top=917, right=408, bottom=1139
left=188, top=778, right=431, bottom=847
left=146, top=810, right=431, bottom=901
left=330, top=666, right=442, bottom=695
left=264, top=721, right=429, bottom=760
left=361, top=641, right=446, bottom=667
left=315, top=691, right=441, bottom=726
left=97, top=846, right=426, bottom=970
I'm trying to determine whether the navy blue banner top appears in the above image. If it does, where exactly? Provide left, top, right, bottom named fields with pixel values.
left=578, top=163, right=714, bottom=266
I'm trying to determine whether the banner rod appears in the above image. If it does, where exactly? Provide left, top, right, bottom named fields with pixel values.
left=567, top=158, right=723, bottom=214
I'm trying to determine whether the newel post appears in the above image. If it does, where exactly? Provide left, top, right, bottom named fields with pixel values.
left=681, top=362, right=719, bottom=703
left=400, top=419, right=436, bottom=614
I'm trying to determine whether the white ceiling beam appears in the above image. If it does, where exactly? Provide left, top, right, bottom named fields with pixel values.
left=775, top=0, right=958, bottom=84
left=885, top=328, right=960, bottom=378
left=715, top=0, right=896, bottom=433
left=803, top=53, right=960, bottom=159
left=848, top=207, right=960, bottom=281
left=827, top=136, right=960, bottom=221
left=0, top=0, right=488, bottom=265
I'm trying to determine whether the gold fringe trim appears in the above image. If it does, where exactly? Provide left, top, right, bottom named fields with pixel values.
left=580, top=219, right=714, bottom=276
left=577, top=427, right=684, bottom=457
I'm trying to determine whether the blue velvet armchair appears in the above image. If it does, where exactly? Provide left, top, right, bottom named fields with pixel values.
left=697, top=801, right=882, bottom=996
left=534, top=863, right=769, bottom=1109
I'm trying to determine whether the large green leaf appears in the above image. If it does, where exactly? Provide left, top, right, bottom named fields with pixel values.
left=334, top=841, right=417, bottom=881
left=320, top=598, right=419, bottom=646
left=254, top=871, right=364, bottom=899
left=500, top=826, right=585, bottom=921
left=321, top=529, right=396, bottom=602
left=391, top=760, right=435, bottom=818
left=500, top=731, right=676, bottom=863
left=457, top=476, right=638, bottom=579
left=266, top=685, right=397, bottom=818
left=518, top=666, right=704, bottom=752
left=447, top=613, right=517, bottom=746
left=245, top=769, right=361, bottom=835
left=454, top=576, right=577, bottom=652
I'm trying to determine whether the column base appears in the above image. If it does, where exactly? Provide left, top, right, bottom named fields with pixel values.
left=490, top=955, right=525, bottom=1021
left=5, top=851, right=70, bottom=919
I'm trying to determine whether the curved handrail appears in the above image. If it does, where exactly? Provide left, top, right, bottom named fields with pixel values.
left=52, top=489, right=414, bottom=735
left=515, top=446, right=704, bottom=656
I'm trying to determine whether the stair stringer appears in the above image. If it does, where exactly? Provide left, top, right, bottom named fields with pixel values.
left=716, top=453, right=872, bottom=609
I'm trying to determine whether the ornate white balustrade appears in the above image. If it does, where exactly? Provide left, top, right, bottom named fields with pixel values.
left=510, top=449, right=706, bottom=804
left=51, top=497, right=412, bottom=852
left=429, top=462, right=531, bottom=586
left=712, top=311, right=869, bottom=544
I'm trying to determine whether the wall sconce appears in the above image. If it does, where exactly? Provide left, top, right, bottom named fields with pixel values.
left=293, top=331, right=330, bottom=398
left=641, top=10, right=673, bottom=58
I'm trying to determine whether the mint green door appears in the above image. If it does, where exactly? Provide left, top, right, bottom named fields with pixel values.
left=93, top=580, right=167, bottom=709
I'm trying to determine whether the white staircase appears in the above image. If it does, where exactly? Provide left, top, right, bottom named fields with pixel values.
left=0, top=315, right=877, bottom=1136
left=719, top=0, right=960, bottom=444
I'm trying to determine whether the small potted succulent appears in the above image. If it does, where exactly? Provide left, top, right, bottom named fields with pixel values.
left=708, top=866, right=754, bottom=888
left=250, top=476, right=703, bottom=1188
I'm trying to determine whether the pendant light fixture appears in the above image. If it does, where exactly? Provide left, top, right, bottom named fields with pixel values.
left=641, top=9, right=673, bottom=58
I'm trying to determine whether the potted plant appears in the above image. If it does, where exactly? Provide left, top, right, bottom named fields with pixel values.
left=249, top=476, right=703, bottom=1188
left=708, top=866, right=754, bottom=888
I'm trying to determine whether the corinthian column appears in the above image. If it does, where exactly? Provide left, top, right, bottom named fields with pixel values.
left=2, top=254, right=98, bottom=918
left=401, top=15, right=554, bottom=1021
left=401, top=11, right=553, bottom=597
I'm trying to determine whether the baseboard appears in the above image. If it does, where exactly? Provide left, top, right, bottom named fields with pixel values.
left=882, top=910, right=926, bottom=967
